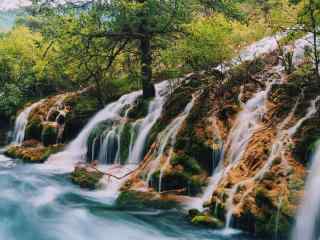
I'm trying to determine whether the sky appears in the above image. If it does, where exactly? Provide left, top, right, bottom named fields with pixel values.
left=0, top=0, right=30, bottom=10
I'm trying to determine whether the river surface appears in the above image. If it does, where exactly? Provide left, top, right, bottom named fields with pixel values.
left=0, top=153, right=258, bottom=240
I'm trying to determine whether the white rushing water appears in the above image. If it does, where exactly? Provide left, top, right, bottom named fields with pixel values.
left=224, top=96, right=320, bottom=229
left=128, top=81, right=168, bottom=164
left=46, top=82, right=169, bottom=170
left=145, top=95, right=196, bottom=188
left=199, top=31, right=320, bottom=229
left=12, top=100, right=44, bottom=145
left=46, top=90, right=141, bottom=168
left=292, top=145, right=320, bottom=240
left=199, top=71, right=278, bottom=212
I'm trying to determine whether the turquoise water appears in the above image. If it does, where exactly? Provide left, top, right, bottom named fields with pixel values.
left=0, top=154, right=256, bottom=240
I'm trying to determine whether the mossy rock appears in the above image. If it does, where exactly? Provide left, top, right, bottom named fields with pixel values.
left=25, top=116, right=43, bottom=141
left=232, top=187, right=293, bottom=239
left=119, top=123, right=135, bottom=163
left=161, top=91, right=192, bottom=124
left=71, top=167, right=103, bottom=190
left=293, top=118, right=320, bottom=165
left=41, top=124, right=58, bottom=147
left=191, top=215, right=224, bottom=229
left=229, top=58, right=267, bottom=86
left=63, top=94, right=101, bottom=142
left=127, top=97, right=151, bottom=119
left=176, top=136, right=215, bottom=174
left=171, top=153, right=202, bottom=175
left=4, top=144, right=63, bottom=163
left=188, top=208, right=201, bottom=219
left=116, top=190, right=177, bottom=210
left=150, top=170, right=204, bottom=196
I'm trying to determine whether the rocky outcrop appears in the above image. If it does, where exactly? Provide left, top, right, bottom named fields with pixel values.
left=71, top=165, right=104, bottom=189
left=4, top=142, right=63, bottom=163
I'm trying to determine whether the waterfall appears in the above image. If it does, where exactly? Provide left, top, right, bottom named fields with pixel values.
left=46, top=91, right=141, bottom=167
left=128, top=81, right=168, bottom=164
left=216, top=33, right=285, bottom=73
left=201, top=75, right=277, bottom=207
left=292, top=144, right=320, bottom=240
left=47, top=81, right=169, bottom=169
left=11, top=100, right=44, bottom=145
left=224, top=96, right=320, bottom=229
left=145, top=94, right=197, bottom=191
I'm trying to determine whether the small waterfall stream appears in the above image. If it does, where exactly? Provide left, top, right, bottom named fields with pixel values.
left=145, top=94, right=197, bottom=192
left=292, top=143, right=320, bottom=240
left=224, top=96, right=320, bottom=229
left=12, top=100, right=44, bottom=145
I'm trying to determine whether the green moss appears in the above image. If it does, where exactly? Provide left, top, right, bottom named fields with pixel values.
left=119, top=123, right=134, bottom=163
left=4, top=144, right=63, bottom=163
left=116, top=190, right=177, bottom=210
left=127, top=97, right=151, bottom=119
left=71, top=167, right=103, bottom=190
left=25, top=116, right=43, bottom=141
left=41, top=124, right=58, bottom=146
left=191, top=215, right=224, bottom=229
left=185, top=137, right=214, bottom=174
left=171, top=153, right=201, bottom=175
left=150, top=170, right=204, bottom=196
left=63, top=94, right=100, bottom=142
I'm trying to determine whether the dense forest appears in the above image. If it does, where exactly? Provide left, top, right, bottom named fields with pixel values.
left=1, top=0, right=320, bottom=240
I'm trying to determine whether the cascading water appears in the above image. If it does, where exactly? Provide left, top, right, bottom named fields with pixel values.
left=128, top=81, right=168, bottom=164
left=47, top=82, right=169, bottom=170
left=292, top=145, right=320, bottom=240
left=198, top=32, right=319, bottom=231
left=146, top=95, right=196, bottom=192
left=46, top=90, right=141, bottom=168
left=200, top=71, right=279, bottom=210
left=11, top=100, right=44, bottom=145
left=144, top=96, right=195, bottom=186
left=224, top=96, right=320, bottom=229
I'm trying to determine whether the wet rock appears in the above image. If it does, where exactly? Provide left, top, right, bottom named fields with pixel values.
left=191, top=215, right=224, bottom=229
left=41, top=123, right=58, bottom=147
left=71, top=166, right=103, bottom=190
left=4, top=144, right=63, bottom=163
left=116, top=190, right=177, bottom=210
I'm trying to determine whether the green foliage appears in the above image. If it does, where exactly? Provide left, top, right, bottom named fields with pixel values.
left=0, top=84, right=24, bottom=119
left=170, top=15, right=233, bottom=70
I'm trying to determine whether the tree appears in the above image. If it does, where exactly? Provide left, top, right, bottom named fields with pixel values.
left=298, top=0, right=320, bottom=78
left=286, top=0, right=320, bottom=78
left=30, top=0, right=249, bottom=98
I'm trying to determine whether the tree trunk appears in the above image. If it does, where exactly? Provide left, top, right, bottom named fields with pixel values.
left=94, top=70, right=106, bottom=107
left=310, top=5, right=320, bottom=78
left=140, top=36, right=155, bottom=98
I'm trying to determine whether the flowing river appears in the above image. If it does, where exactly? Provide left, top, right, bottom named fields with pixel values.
left=0, top=153, right=256, bottom=240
